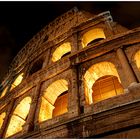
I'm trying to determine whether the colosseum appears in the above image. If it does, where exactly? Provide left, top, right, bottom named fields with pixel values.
left=0, top=7, right=140, bottom=138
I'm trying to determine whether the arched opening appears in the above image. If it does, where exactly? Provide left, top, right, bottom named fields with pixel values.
left=0, top=86, right=8, bottom=98
left=5, top=97, right=31, bottom=138
left=0, top=112, right=6, bottom=129
left=39, top=79, right=68, bottom=122
left=92, top=75, right=124, bottom=103
left=84, top=61, right=124, bottom=104
left=53, top=91, right=68, bottom=117
left=29, top=59, right=44, bottom=76
left=10, top=73, right=24, bottom=91
left=82, top=28, right=106, bottom=48
left=134, top=50, right=140, bottom=70
left=52, top=42, right=71, bottom=62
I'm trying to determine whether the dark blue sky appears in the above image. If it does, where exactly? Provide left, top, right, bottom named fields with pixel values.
left=0, top=1, right=140, bottom=82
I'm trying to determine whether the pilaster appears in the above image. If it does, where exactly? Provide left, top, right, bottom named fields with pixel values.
left=116, top=48, right=137, bottom=87
left=22, top=83, right=41, bottom=133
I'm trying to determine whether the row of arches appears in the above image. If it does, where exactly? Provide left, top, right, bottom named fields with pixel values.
left=0, top=79, right=69, bottom=138
left=0, top=56, right=140, bottom=137
left=0, top=28, right=107, bottom=99
left=51, top=28, right=106, bottom=62
left=1, top=25, right=140, bottom=100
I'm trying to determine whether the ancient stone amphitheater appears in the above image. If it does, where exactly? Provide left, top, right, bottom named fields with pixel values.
left=0, top=7, right=140, bottom=138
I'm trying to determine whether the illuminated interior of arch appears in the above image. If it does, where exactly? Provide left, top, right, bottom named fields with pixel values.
left=39, top=79, right=68, bottom=122
left=92, top=75, right=124, bottom=103
left=0, top=86, right=8, bottom=98
left=5, top=97, right=31, bottom=138
left=52, top=42, right=71, bottom=62
left=53, top=91, right=68, bottom=117
left=84, top=61, right=123, bottom=104
left=134, top=50, right=140, bottom=70
left=82, top=28, right=106, bottom=48
left=0, top=112, right=6, bottom=129
left=10, top=73, right=24, bottom=91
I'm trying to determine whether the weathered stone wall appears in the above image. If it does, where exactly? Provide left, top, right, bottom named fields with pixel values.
left=0, top=8, right=140, bottom=138
left=20, top=84, right=140, bottom=139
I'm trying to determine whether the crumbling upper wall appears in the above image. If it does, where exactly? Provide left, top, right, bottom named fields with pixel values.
left=0, top=7, right=129, bottom=92
left=0, top=7, right=110, bottom=86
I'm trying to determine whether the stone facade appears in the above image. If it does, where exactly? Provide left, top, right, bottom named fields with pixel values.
left=0, top=7, right=140, bottom=138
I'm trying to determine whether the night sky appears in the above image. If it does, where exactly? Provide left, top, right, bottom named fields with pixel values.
left=0, top=1, right=140, bottom=82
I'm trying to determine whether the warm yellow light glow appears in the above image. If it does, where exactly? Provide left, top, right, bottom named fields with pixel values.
left=5, top=97, right=31, bottom=138
left=82, top=28, right=106, bottom=48
left=39, top=97, right=54, bottom=122
left=134, top=50, right=140, bottom=70
left=92, top=75, right=124, bottom=103
left=5, top=115, right=25, bottom=138
left=84, top=62, right=121, bottom=104
left=10, top=73, right=24, bottom=91
left=39, top=79, right=68, bottom=122
left=0, top=112, right=6, bottom=129
left=53, top=93, right=68, bottom=117
left=14, top=97, right=31, bottom=120
left=0, top=86, right=8, bottom=98
left=43, top=79, right=68, bottom=105
left=52, top=42, right=71, bottom=62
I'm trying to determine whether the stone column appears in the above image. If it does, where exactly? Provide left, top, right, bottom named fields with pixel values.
left=68, top=65, right=80, bottom=118
left=22, top=83, right=41, bottom=133
left=71, top=30, right=78, bottom=53
left=116, top=48, right=137, bottom=86
left=33, top=96, right=42, bottom=130
left=42, top=48, right=51, bottom=68
left=0, top=100, right=15, bottom=138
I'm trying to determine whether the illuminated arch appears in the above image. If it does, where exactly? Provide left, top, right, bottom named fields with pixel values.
left=10, top=73, right=24, bottom=91
left=5, top=97, right=31, bottom=138
left=39, top=79, right=68, bottom=122
left=84, top=61, right=122, bottom=104
left=52, top=42, right=71, bottom=62
left=0, top=112, right=6, bottom=129
left=134, top=50, right=140, bottom=70
left=82, top=28, right=106, bottom=48
left=0, top=86, right=8, bottom=98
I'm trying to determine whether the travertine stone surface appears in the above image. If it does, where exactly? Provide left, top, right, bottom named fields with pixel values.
left=0, top=7, right=140, bottom=138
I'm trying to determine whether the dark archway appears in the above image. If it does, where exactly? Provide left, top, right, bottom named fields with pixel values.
left=29, top=59, right=44, bottom=76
